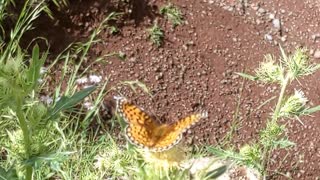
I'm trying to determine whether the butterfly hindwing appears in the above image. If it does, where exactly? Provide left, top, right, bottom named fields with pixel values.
left=125, top=125, right=155, bottom=148
left=115, top=96, right=159, bottom=148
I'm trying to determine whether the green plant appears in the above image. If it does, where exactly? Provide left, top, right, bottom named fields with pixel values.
left=0, top=2, right=121, bottom=179
left=208, top=47, right=320, bottom=178
left=221, top=80, right=245, bottom=146
left=0, top=42, right=97, bottom=179
left=148, top=23, right=164, bottom=47
left=0, top=1, right=47, bottom=179
left=105, top=12, right=122, bottom=35
left=0, top=0, right=15, bottom=44
left=160, top=3, right=183, bottom=28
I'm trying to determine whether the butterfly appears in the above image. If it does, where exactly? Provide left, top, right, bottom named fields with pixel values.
left=114, top=96, right=208, bottom=152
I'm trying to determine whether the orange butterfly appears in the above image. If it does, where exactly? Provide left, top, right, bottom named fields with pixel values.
left=114, top=96, right=208, bottom=152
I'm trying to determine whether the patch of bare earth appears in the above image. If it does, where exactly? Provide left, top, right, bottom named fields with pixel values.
left=27, top=0, right=320, bottom=179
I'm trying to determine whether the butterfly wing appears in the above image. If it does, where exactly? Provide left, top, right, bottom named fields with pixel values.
left=115, top=96, right=208, bottom=152
left=152, top=111, right=208, bottom=151
left=115, top=96, right=159, bottom=148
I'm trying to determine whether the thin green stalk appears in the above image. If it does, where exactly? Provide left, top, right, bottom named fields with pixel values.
left=261, top=75, right=291, bottom=178
left=66, top=15, right=109, bottom=94
left=221, top=79, right=245, bottom=146
left=16, top=97, right=33, bottom=180
left=272, top=75, right=291, bottom=122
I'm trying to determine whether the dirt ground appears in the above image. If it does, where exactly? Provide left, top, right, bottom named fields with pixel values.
left=24, top=0, right=320, bottom=179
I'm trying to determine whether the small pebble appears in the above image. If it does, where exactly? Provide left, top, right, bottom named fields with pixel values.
left=258, top=7, right=266, bottom=14
left=313, top=50, right=320, bottom=59
left=264, top=34, right=273, bottom=41
left=272, top=18, right=281, bottom=29
left=281, top=36, right=287, bottom=42
left=269, top=13, right=275, bottom=19
left=311, top=33, right=320, bottom=41
left=309, top=49, right=315, bottom=55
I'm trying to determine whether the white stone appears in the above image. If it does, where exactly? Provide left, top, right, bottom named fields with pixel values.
left=89, top=75, right=102, bottom=83
left=269, top=13, right=275, bottom=19
left=272, top=18, right=281, bottom=29
left=76, top=77, right=88, bottom=84
left=264, top=34, right=273, bottom=41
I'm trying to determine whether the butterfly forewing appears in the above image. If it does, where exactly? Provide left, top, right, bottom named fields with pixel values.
left=172, top=113, right=206, bottom=132
left=152, top=112, right=207, bottom=150
left=119, top=100, right=157, bottom=127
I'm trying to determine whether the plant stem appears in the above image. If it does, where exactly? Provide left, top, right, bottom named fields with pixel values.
left=16, top=97, right=33, bottom=180
left=272, top=75, right=291, bottom=122
left=261, top=75, right=291, bottom=178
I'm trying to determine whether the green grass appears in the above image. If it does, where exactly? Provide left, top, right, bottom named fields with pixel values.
left=221, top=79, right=245, bottom=147
left=160, top=3, right=183, bottom=28
left=0, top=1, right=118, bottom=178
left=148, top=23, right=164, bottom=47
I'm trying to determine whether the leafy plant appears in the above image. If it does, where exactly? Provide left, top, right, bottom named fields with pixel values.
left=209, top=47, right=320, bottom=178
left=148, top=23, right=164, bottom=47
left=0, top=1, right=115, bottom=179
left=160, top=3, right=183, bottom=28
left=0, top=44, right=97, bottom=179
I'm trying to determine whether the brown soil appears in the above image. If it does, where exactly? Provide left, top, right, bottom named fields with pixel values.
left=25, top=0, right=320, bottom=179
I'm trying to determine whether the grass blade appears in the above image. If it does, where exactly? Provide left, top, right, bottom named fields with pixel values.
left=302, top=105, right=320, bottom=115
left=26, top=44, right=47, bottom=89
left=47, top=86, right=97, bottom=120
left=205, top=165, right=227, bottom=179
left=0, top=166, right=18, bottom=180
left=235, top=72, right=258, bottom=81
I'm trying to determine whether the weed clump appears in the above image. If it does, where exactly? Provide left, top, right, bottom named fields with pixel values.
left=160, top=4, right=184, bottom=28
left=148, top=23, right=164, bottom=47
left=208, top=47, right=320, bottom=178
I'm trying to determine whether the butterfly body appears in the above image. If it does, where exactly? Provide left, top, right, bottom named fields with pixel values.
left=115, top=96, right=207, bottom=152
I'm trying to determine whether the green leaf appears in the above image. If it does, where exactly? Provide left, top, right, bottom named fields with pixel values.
left=272, top=138, right=295, bottom=149
left=235, top=72, right=258, bottom=81
left=47, top=86, right=97, bottom=120
left=279, top=45, right=289, bottom=63
left=0, top=166, right=18, bottom=180
left=302, top=105, right=320, bottom=115
left=25, top=151, right=75, bottom=166
left=26, top=44, right=47, bottom=89
left=205, top=165, right=227, bottom=179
